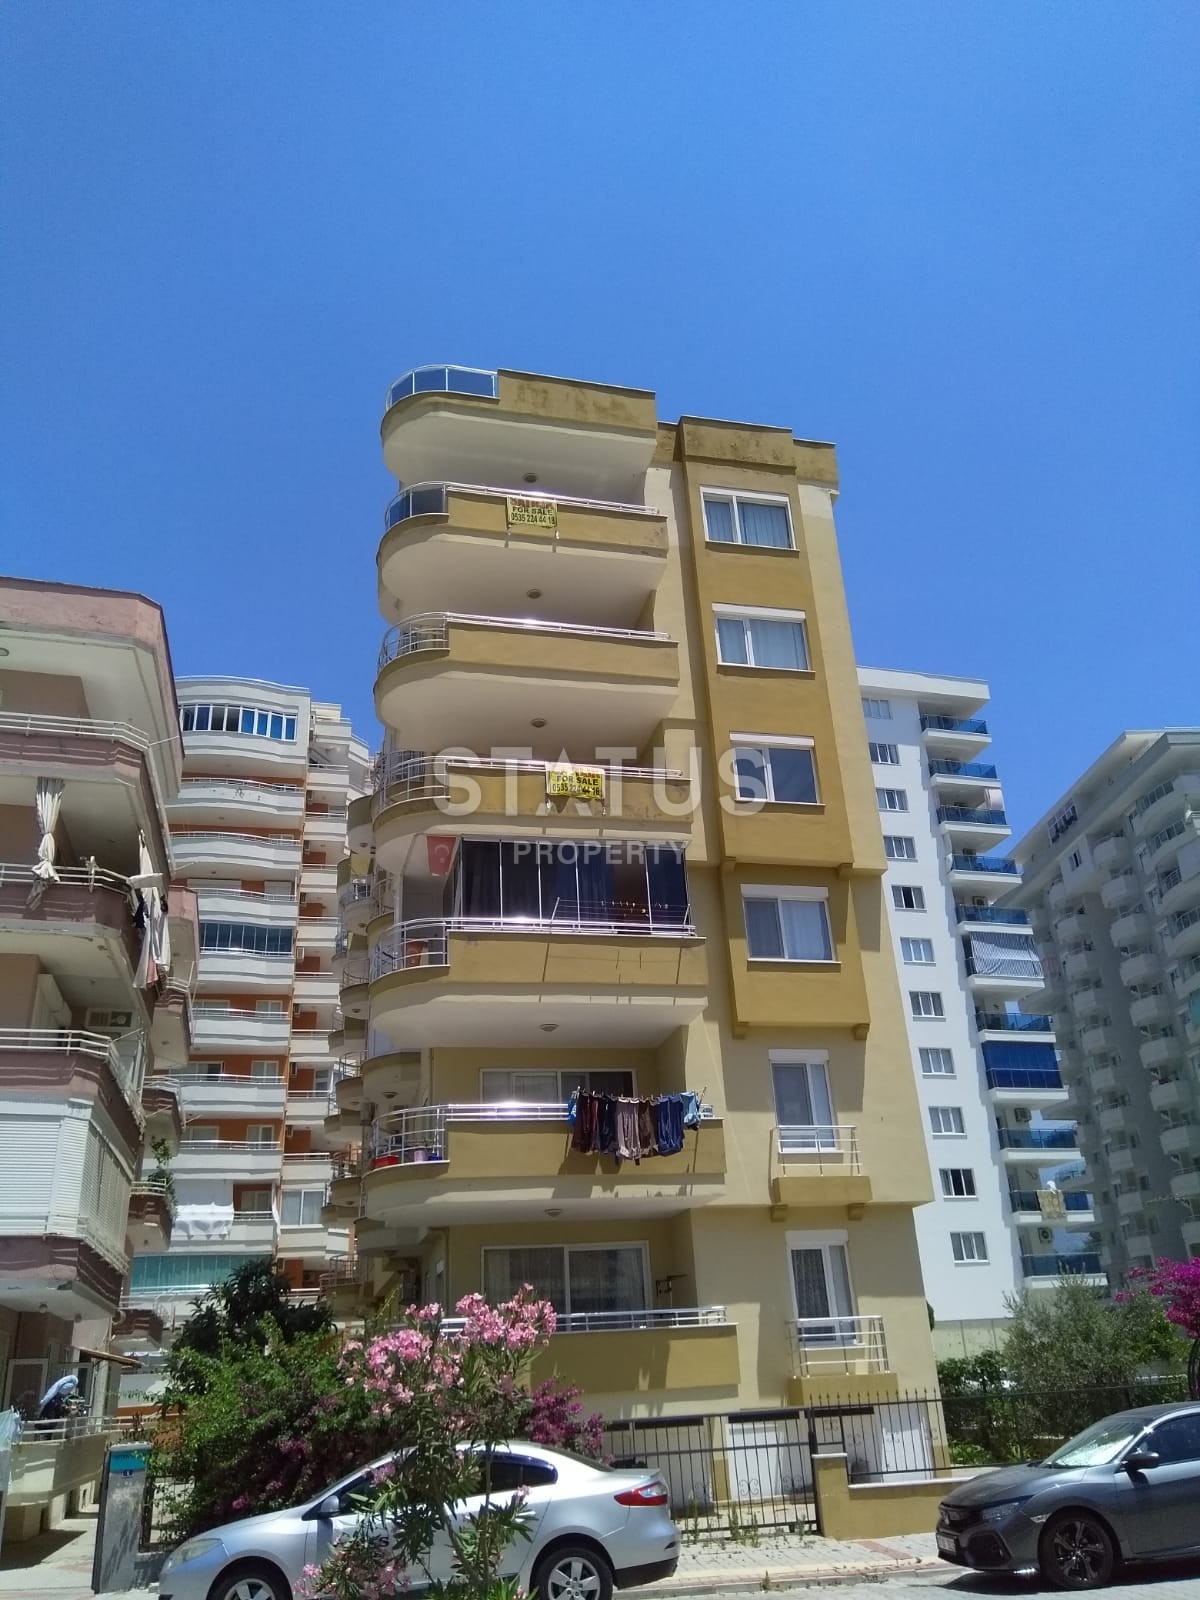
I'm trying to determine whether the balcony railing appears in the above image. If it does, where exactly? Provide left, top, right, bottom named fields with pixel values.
left=173, top=831, right=301, bottom=852
left=374, top=1102, right=567, bottom=1163
left=954, top=905, right=1029, bottom=926
left=440, top=1306, right=729, bottom=1336
left=385, top=365, right=498, bottom=410
left=371, top=911, right=699, bottom=981
left=928, top=760, right=999, bottom=780
left=790, top=1315, right=889, bottom=1374
left=177, top=778, right=304, bottom=798
left=0, top=1027, right=146, bottom=1110
left=374, top=750, right=685, bottom=808
left=130, top=1177, right=177, bottom=1219
left=179, top=1137, right=281, bottom=1152
left=193, top=1004, right=288, bottom=1022
left=976, top=1011, right=1053, bottom=1032
left=775, top=1125, right=860, bottom=1171
left=1021, top=1252, right=1104, bottom=1278
left=339, top=961, right=370, bottom=987
left=965, top=953, right=1043, bottom=982
left=378, top=612, right=671, bottom=669
left=986, top=1068, right=1064, bottom=1092
left=1009, top=1188, right=1094, bottom=1213
left=937, top=806, right=1009, bottom=828
left=998, top=1127, right=1079, bottom=1151
left=950, top=855, right=1020, bottom=876
left=921, top=715, right=988, bottom=737
left=384, top=481, right=664, bottom=533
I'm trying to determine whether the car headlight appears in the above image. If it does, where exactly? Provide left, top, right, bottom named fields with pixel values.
left=980, top=1500, right=1028, bottom=1523
left=166, top=1537, right=225, bottom=1570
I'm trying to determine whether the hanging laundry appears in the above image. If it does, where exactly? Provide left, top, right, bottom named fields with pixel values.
left=567, top=1089, right=698, bottom=1165
left=655, top=1094, right=685, bottom=1155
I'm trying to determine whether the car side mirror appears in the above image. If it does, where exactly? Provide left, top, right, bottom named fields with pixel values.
left=314, top=1494, right=342, bottom=1517
left=1123, top=1451, right=1160, bottom=1474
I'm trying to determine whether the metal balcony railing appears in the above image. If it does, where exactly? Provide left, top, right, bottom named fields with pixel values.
left=176, top=778, right=304, bottom=798
left=937, top=806, right=1009, bottom=828
left=920, top=715, right=988, bottom=736
left=373, top=750, right=685, bottom=808
left=0, top=1027, right=146, bottom=1110
left=1021, top=1252, right=1103, bottom=1278
left=385, top=365, right=498, bottom=410
left=954, top=905, right=1029, bottom=926
left=379, top=612, right=671, bottom=670
left=374, top=1101, right=568, bottom=1164
left=790, top=1315, right=889, bottom=1374
left=384, top=480, right=664, bottom=532
left=775, top=1125, right=860, bottom=1171
left=130, top=1178, right=177, bottom=1219
left=439, top=1306, right=728, bottom=1336
left=173, top=831, right=301, bottom=852
left=950, top=855, right=1019, bottom=875
left=928, top=760, right=999, bottom=780
left=997, top=1127, right=1079, bottom=1151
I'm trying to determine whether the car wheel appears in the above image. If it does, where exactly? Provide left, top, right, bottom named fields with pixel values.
left=1039, top=1511, right=1116, bottom=1590
left=532, top=1543, right=614, bottom=1600
left=207, top=1560, right=292, bottom=1600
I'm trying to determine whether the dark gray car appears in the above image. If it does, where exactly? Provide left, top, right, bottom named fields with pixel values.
left=937, top=1401, right=1200, bottom=1588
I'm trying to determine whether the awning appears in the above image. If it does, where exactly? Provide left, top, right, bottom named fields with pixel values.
left=77, top=1346, right=142, bottom=1371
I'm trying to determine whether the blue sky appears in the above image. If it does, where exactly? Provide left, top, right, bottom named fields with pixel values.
left=2, top=2, right=1196, bottom=834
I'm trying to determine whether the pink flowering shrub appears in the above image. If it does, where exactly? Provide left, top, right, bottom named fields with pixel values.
left=519, top=1380, right=604, bottom=1460
left=1127, top=1259, right=1200, bottom=1396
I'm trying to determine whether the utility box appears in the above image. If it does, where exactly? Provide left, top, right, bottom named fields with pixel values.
left=92, top=1442, right=151, bottom=1594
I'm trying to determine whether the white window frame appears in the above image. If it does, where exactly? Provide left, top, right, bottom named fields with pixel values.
left=250, top=1059, right=281, bottom=1080
left=770, top=1050, right=836, bottom=1152
left=481, top=1068, right=636, bottom=1101
left=236, top=1187, right=274, bottom=1216
left=884, top=835, right=917, bottom=861
left=730, top=734, right=820, bottom=806
left=940, top=1167, right=977, bottom=1199
left=910, top=989, right=944, bottom=1019
left=892, top=885, right=926, bottom=911
left=862, top=697, right=892, bottom=720
left=901, top=936, right=936, bottom=965
left=929, top=1105, right=966, bottom=1137
left=951, top=1231, right=989, bottom=1264
left=701, top=488, right=795, bottom=550
left=877, top=787, right=909, bottom=812
left=919, top=1047, right=956, bottom=1078
left=246, top=1124, right=277, bottom=1148
left=869, top=741, right=900, bottom=765
left=480, top=1242, right=651, bottom=1317
left=742, top=885, right=835, bottom=964
left=713, top=605, right=810, bottom=671
left=785, top=1229, right=858, bottom=1343
left=280, top=1187, right=324, bottom=1227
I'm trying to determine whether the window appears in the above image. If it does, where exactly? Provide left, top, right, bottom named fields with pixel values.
left=714, top=608, right=809, bottom=671
left=280, top=1189, right=324, bottom=1227
left=481, top=1068, right=634, bottom=1101
left=876, top=787, right=908, bottom=812
left=474, top=1453, right=559, bottom=1493
left=200, top=922, right=294, bottom=956
left=951, top=1231, right=988, bottom=1263
left=237, top=1188, right=273, bottom=1215
left=1145, top=1414, right=1200, bottom=1464
left=892, top=885, right=926, bottom=911
left=256, top=999, right=286, bottom=1014
left=732, top=739, right=819, bottom=805
left=246, top=1124, right=276, bottom=1148
left=929, top=1106, right=966, bottom=1136
left=450, top=839, right=690, bottom=930
left=743, top=889, right=834, bottom=962
left=182, top=1061, right=223, bottom=1081
left=1067, top=848, right=1083, bottom=871
left=771, top=1054, right=834, bottom=1150
left=869, top=741, right=900, bottom=765
left=186, top=1124, right=221, bottom=1143
left=250, top=1060, right=281, bottom=1079
left=884, top=835, right=917, bottom=861
left=861, top=697, right=892, bottom=720
left=180, top=702, right=298, bottom=742
left=789, top=1237, right=857, bottom=1342
left=702, top=492, right=793, bottom=549
left=129, top=1253, right=268, bottom=1292
left=940, top=1168, right=977, bottom=1198
left=482, top=1245, right=648, bottom=1317
left=920, top=1047, right=955, bottom=1078
left=901, top=937, right=936, bottom=965
left=910, top=990, right=944, bottom=1018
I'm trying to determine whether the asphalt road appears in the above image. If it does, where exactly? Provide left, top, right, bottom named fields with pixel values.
left=710, top=1562, right=1200, bottom=1600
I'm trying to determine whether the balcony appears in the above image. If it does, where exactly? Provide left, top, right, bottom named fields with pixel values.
left=292, top=1024, right=337, bottom=1061
left=175, top=1069, right=287, bottom=1117
left=525, top=1307, right=740, bottom=1398
left=919, top=715, right=990, bottom=756
left=1109, top=1146, right=1140, bottom=1176
left=1009, top=1188, right=1095, bottom=1223
left=339, top=959, right=370, bottom=1019
left=947, top=855, right=1020, bottom=887
left=127, top=1180, right=175, bottom=1252
left=1131, top=780, right=1183, bottom=839
left=380, top=366, right=659, bottom=502
left=226, top=1210, right=279, bottom=1250
left=1089, top=1062, right=1120, bottom=1095
left=297, top=916, right=339, bottom=954
left=1140, top=1034, right=1181, bottom=1071
left=1094, top=834, right=1130, bottom=871
left=1116, top=1186, right=1147, bottom=1217
left=1061, top=947, right=1099, bottom=984
left=365, top=1103, right=725, bottom=1225
left=378, top=481, right=669, bottom=625
left=174, top=1137, right=282, bottom=1179
left=171, top=830, right=302, bottom=878
left=1184, top=1215, right=1200, bottom=1251
left=1070, top=984, right=1107, bottom=1021
left=292, top=969, right=339, bottom=1009
left=285, top=1087, right=334, bottom=1130
left=361, top=1048, right=423, bottom=1110
left=964, top=940, right=1043, bottom=998
left=4, top=1417, right=118, bottom=1521
left=196, top=886, right=297, bottom=924
left=372, top=753, right=693, bottom=878
left=141, top=1076, right=183, bottom=1148
left=1098, top=1103, right=1129, bottom=1135
left=1131, top=992, right=1173, bottom=1028
left=927, top=758, right=999, bottom=792
left=1120, top=950, right=1160, bottom=988
left=936, top=806, right=1011, bottom=849
left=769, top=1125, right=870, bottom=1207
left=985, top=1068, right=1067, bottom=1106
left=191, top=1003, right=291, bottom=1052
left=1160, top=1121, right=1198, bottom=1156
left=997, top=1126, right=1081, bottom=1163
left=954, top=905, right=1029, bottom=928
left=169, top=777, right=304, bottom=827
left=788, top=1315, right=890, bottom=1392
left=1110, top=909, right=1151, bottom=948
left=1081, top=1021, right=1116, bottom=1055
left=375, top=613, right=679, bottom=756
left=1150, top=1077, right=1191, bottom=1113
left=1101, top=872, right=1141, bottom=911
left=1171, top=1170, right=1200, bottom=1202
left=0, top=1028, right=146, bottom=1129
left=1166, top=906, right=1200, bottom=962
left=1021, top=1253, right=1105, bottom=1284
left=975, top=1011, right=1054, bottom=1039
left=369, top=917, right=707, bottom=1047
left=197, top=948, right=294, bottom=992
left=0, top=861, right=140, bottom=976
left=338, top=873, right=381, bottom=935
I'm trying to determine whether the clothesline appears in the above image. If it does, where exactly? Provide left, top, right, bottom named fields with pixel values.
left=569, top=1089, right=702, bottom=1167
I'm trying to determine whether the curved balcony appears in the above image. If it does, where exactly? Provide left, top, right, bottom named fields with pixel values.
left=169, top=778, right=304, bottom=827
left=372, top=753, right=693, bottom=877
left=1093, top=834, right=1129, bottom=871
left=361, top=1047, right=423, bottom=1110
left=378, top=481, right=668, bottom=624
left=196, top=886, right=297, bottom=925
left=339, top=959, right=370, bottom=1020
left=338, top=874, right=381, bottom=934
left=368, top=915, right=706, bottom=1048
left=1062, top=946, right=1099, bottom=982
left=1139, top=1034, right=1182, bottom=1071
left=171, top=830, right=302, bottom=878
left=1131, top=780, right=1183, bottom=839
left=1161, top=1121, right=1198, bottom=1156
left=381, top=366, right=658, bottom=500
left=1110, top=909, right=1150, bottom=948
left=375, top=613, right=679, bottom=756
left=1054, top=910, right=1088, bottom=942
left=0, top=862, right=140, bottom=978
left=1130, top=991, right=1172, bottom=1029
left=1080, top=1021, right=1116, bottom=1055
left=1070, top=983, right=1106, bottom=1020
left=347, top=793, right=374, bottom=854
left=365, top=1102, right=724, bottom=1226
left=1089, top=1062, right=1120, bottom=1095
left=1119, top=949, right=1159, bottom=988
left=180, top=727, right=307, bottom=780
left=1100, top=871, right=1141, bottom=911
left=1166, top=906, right=1200, bottom=962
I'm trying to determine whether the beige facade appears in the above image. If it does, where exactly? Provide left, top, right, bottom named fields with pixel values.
left=329, top=365, right=939, bottom=1419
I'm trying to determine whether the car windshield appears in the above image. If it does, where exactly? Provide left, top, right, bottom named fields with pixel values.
left=1042, top=1414, right=1146, bottom=1468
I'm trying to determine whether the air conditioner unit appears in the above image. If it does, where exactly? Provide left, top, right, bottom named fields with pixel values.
left=1013, top=1107, right=1033, bottom=1124
left=85, top=1008, right=134, bottom=1033
left=1037, top=1227, right=1054, bottom=1245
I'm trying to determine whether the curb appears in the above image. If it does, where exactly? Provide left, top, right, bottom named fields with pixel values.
left=640, top=1560, right=947, bottom=1596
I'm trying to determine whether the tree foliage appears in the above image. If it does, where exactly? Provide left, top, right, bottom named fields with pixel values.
left=172, top=1259, right=333, bottom=1364
left=1003, top=1277, right=1184, bottom=1393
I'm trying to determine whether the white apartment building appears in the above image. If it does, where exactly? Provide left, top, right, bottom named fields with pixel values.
left=1006, top=730, right=1200, bottom=1279
left=122, top=677, right=369, bottom=1338
left=858, top=669, right=1097, bottom=1357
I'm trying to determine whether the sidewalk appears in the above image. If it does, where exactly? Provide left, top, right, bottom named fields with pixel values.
left=0, top=1512, right=944, bottom=1599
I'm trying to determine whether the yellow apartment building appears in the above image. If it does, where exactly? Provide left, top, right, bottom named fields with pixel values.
left=325, top=365, right=939, bottom=1442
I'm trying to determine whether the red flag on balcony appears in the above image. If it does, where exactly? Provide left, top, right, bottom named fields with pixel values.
left=426, top=836, right=455, bottom=876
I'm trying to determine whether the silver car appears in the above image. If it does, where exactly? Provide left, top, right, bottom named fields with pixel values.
left=159, top=1441, right=679, bottom=1600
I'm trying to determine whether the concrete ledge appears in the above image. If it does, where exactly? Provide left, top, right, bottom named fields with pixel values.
left=813, top=1452, right=956, bottom=1539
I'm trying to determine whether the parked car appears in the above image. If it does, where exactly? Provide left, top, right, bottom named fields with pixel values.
left=159, top=1441, right=679, bottom=1600
left=937, top=1400, right=1200, bottom=1588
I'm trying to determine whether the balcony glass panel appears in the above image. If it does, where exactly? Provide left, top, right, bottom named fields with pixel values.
left=385, top=365, right=498, bottom=410
left=950, top=856, right=1019, bottom=876
left=921, top=716, right=988, bottom=736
